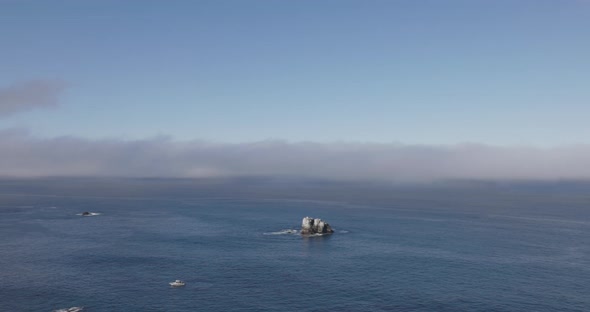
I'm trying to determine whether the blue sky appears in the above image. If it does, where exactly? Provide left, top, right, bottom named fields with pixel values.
left=1, top=0, right=590, bottom=145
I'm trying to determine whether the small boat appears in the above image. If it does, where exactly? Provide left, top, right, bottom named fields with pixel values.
left=79, top=212, right=100, bottom=216
left=169, top=280, right=186, bottom=287
left=78, top=211, right=101, bottom=217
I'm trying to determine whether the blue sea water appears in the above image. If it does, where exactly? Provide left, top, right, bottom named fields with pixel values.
left=1, top=181, right=590, bottom=311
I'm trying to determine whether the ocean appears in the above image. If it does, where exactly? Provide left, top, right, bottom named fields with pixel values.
left=1, top=178, right=589, bottom=311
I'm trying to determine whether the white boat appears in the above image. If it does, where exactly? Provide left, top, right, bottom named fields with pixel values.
left=169, top=280, right=186, bottom=287
left=78, top=212, right=100, bottom=216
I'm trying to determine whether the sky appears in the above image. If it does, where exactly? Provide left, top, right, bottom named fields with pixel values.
left=1, top=0, right=590, bottom=180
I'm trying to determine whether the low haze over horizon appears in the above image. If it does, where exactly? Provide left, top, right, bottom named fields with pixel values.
left=1, top=0, right=590, bottom=181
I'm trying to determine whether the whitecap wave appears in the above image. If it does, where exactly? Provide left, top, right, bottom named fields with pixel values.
left=263, top=229, right=299, bottom=235
left=53, top=307, right=83, bottom=312
left=305, top=233, right=325, bottom=237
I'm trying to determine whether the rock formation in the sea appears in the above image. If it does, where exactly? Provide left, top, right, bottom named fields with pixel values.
left=301, top=216, right=334, bottom=235
left=81, top=212, right=91, bottom=216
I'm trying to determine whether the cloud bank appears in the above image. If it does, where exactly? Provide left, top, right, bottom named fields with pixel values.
left=2, top=129, right=590, bottom=182
left=0, top=80, right=67, bottom=117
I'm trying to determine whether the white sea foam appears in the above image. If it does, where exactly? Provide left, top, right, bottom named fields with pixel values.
left=53, top=307, right=83, bottom=312
left=263, top=229, right=299, bottom=235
